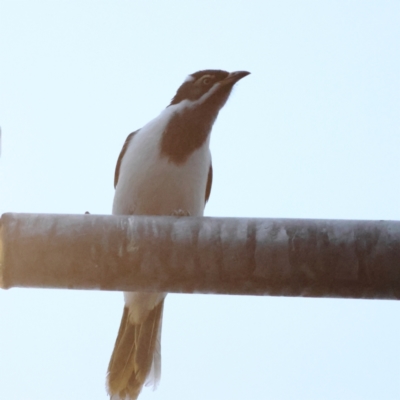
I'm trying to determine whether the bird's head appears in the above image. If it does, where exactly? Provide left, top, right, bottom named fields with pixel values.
left=169, top=69, right=250, bottom=109
left=160, top=69, right=249, bottom=164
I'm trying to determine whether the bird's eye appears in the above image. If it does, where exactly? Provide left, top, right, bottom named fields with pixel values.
left=202, top=77, right=212, bottom=86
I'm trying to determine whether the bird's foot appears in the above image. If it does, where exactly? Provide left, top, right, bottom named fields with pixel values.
left=171, top=209, right=191, bottom=217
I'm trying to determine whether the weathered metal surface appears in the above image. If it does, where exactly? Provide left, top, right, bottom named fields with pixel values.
left=1, top=213, right=400, bottom=299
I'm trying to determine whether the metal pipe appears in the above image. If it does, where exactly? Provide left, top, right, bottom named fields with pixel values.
left=1, top=213, right=400, bottom=299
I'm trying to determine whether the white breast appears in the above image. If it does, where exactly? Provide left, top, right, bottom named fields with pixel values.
left=112, top=105, right=211, bottom=217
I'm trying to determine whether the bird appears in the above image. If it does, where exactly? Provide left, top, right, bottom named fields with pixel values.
left=107, top=69, right=250, bottom=400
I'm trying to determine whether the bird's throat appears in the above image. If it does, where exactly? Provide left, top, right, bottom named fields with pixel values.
left=160, top=104, right=217, bottom=164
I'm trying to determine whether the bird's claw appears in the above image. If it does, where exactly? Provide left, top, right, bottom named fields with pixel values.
left=171, top=209, right=191, bottom=217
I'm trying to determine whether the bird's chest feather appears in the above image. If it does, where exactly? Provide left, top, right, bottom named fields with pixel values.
left=113, top=117, right=211, bottom=217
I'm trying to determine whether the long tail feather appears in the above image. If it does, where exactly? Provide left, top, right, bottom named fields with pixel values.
left=107, top=301, right=164, bottom=400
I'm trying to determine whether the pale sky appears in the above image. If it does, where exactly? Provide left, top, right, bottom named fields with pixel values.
left=0, top=1, right=400, bottom=399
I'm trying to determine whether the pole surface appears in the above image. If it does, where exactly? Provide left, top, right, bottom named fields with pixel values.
left=1, top=213, right=400, bottom=299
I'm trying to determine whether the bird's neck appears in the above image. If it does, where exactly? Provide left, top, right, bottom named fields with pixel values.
left=160, top=102, right=218, bottom=164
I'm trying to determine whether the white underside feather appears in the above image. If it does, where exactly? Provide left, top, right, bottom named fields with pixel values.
left=111, top=102, right=211, bottom=395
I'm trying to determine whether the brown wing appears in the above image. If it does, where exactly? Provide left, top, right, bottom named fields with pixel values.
left=114, top=130, right=140, bottom=189
left=205, top=162, right=212, bottom=203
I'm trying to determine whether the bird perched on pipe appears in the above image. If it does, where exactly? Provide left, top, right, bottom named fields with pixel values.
left=107, top=69, right=250, bottom=399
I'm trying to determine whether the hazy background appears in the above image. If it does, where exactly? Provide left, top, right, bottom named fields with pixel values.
left=1, top=1, right=399, bottom=399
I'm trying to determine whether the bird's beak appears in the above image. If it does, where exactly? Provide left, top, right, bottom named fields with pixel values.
left=221, top=70, right=251, bottom=86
